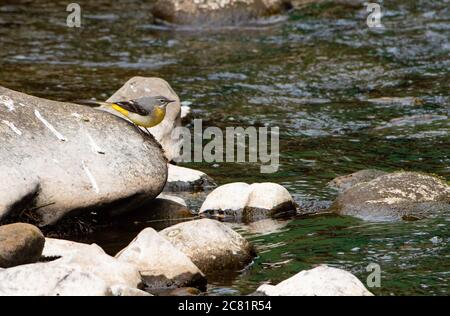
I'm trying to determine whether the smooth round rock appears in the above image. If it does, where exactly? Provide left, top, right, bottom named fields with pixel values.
left=160, top=219, right=256, bottom=274
left=107, top=77, right=182, bottom=162
left=330, top=172, right=450, bottom=221
left=199, top=182, right=296, bottom=221
left=152, top=0, right=292, bottom=26
left=116, top=228, right=206, bottom=290
left=257, top=265, right=373, bottom=296
left=327, top=169, right=388, bottom=193
left=165, top=164, right=216, bottom=192
left=0, top=223, right=45, bottom=268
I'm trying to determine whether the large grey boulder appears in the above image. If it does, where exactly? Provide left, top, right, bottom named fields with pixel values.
left=327, top=169, right=388, bottom=194
left=0, top=223, right=45, bottom=268
left=0, top=168, right=40, bottom=221
left=116, top=228, right=206, bottom=290
left=42, top=238, right=142, bottom=289
left=107, top=77, right=182, bottom=162
left=0, top=263, right=112, bottom=296
left=199, top=182, right=296, bottom=221
left=0, top=86, right=167, bottom=226
left=330, top=172, right=450, bottom=221
left=256, top=265, right=373, bottom=296
left=160, top=219, right=256, bottom=274
left=152, top=0, right=293, bottom=26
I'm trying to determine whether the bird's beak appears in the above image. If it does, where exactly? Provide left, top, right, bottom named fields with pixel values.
left=168, top=100, right=176, bottom=104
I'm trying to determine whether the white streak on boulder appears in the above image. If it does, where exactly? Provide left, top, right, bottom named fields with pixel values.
left=1, top=120, right=22, bottom=135
left=81, top=160, right=100, bottom=194
left=0, top=95, right=15, bottom=111
left=34, top=109, right=67, bottom=141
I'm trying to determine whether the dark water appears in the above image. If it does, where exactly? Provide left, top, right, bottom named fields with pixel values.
left=0, top=1, right=449, bottom=295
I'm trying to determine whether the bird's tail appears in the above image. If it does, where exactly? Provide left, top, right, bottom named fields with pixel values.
left=73, top=100, right=113, bottom=108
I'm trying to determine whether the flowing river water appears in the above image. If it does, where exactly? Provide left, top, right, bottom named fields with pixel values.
left=0, top=0, right=449, bottom=295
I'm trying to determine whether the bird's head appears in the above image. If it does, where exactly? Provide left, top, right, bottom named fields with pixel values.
left=152, top=96, right=176, bottom=109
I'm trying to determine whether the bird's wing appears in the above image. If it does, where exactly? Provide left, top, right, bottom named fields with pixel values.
left=114, top=100, right=149, bottom=116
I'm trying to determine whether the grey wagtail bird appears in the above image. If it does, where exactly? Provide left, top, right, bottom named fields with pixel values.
left=77, top=96, right=175, bottom=133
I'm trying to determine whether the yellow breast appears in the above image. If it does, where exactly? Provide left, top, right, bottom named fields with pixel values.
left=126, top=106, right=166, bottom=128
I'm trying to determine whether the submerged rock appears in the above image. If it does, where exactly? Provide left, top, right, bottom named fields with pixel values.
left=0, top=223, right=45, bottom=268
left=367, top=96, right=423, bottom=107
left=330, top=172, right=450, bottom=221
left=162, top=287, right=201, bottom=296
left=199, top=182, right=296, bottom=221
left=142, top=196, right=193, bottom=220
left=160, top=219, right=256, bottom=274
left=241, top=218, right=290, bottom=235
left=165, top=164, right=216, bottom=192
left=0, top=85, right=167, bottom=226
left=152, top=0, right=292, bottom=26
left=256, top=265, right=373, bottom=296
left=116, top=228, right=206, bottom=290
left=43, top=238, right=142, bottom=289
left=327, top=169, right=388, bottom=193
left=374, top=114, right=448, bottom=130
left=107, top=77, right=182, bottom=162
left=0, top=263, right=112, bottom=296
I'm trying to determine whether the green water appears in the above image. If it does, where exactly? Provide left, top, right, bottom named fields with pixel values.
left=0, top=0, right=449, bottom=295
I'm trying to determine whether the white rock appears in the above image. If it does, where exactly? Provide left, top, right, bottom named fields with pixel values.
left=157, top=193, right=188, bottom=207
left=110, top=285, right=153, bottom=296
left=200, top=182, right=252, bottom=214
left=43, top=238, right=142, bottom=289
left=257, top=265, right=373, bottom=296
left=159, top=219, right=255, bottom=274
left=180, top=104, right=191, bottom=119
left=42, top=237, right=96, bottom=258
left=166, top=164, right=215, bottom=191
left=199, top=182, right=296, bottom=220
left=0, top=262, right=112, bottom=296
left=116, top=228, right=206, bottom=289
left=247, top=183, right=294, bottom=210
